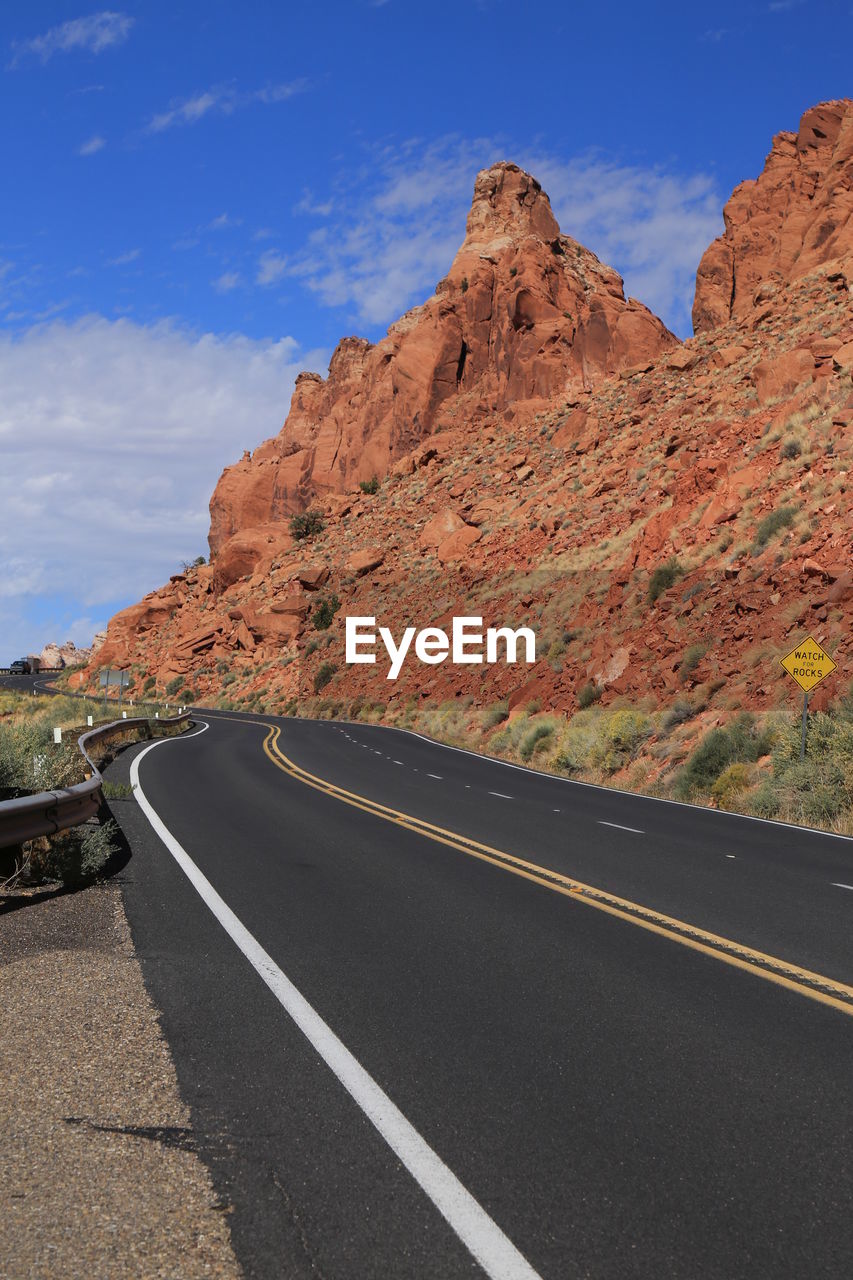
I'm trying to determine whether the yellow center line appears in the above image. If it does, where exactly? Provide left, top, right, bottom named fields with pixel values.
left=208, top=712, right=853, bottom=1020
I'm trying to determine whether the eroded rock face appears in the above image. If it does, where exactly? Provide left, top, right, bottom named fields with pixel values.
left=693, top=99, right=853, bottom=332
left=208, top=162, right=676, bottom=560
left=39, top=641, right=91, bottom=668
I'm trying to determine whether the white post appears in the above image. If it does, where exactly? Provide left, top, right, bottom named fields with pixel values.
left=53, top=727, right=62, bottom=744
left=87, top=715, right=93, bottom=727
left=155, top=712, right=159, bottom=719
left=122, top=710, right=127, bottom=719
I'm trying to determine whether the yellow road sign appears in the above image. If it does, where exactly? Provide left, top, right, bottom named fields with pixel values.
left=780, top=636, right=837, bottom=693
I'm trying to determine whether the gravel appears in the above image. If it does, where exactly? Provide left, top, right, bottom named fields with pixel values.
left=0, top=881, right=242, bottom=1280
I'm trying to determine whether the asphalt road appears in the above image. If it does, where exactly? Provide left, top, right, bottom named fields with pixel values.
left=99, top=708, right=853, bottom=1280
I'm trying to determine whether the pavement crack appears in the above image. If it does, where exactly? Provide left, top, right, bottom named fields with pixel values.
left=271, top=1168, right=328, bottom=1277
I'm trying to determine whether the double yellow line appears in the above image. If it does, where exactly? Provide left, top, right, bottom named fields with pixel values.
left=248, top=719, right=853, bottom=1020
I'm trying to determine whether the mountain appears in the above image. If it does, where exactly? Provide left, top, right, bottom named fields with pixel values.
left=81, top=101, right=853, bottom=800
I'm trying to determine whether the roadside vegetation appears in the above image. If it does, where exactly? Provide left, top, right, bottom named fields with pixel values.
left=0, top=689, right=177, bottom=891
left=294, top=683, right=853, bottom=838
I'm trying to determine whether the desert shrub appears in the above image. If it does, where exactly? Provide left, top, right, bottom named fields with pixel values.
left=660, top=698, right=695, bottom=731
left=143, top=676, right=156, bottom=691
left=290, top=510, right=325, bottom=540
left=519, top=717, right=558, bottom=762
left=312, top=594, right=341, bottom=631
left=780, top=439, right=802, bottom=461
left=165, top=676, right=185, bottom=696
left=0, top=719, right=84, bottom=796
left=23, top=819, right=118, bottom=888
left=678, top=643, right=707, bottom=682
left=589, top=708, right=652, bottom=773
left=313, top=661, right=337, bottom=693
left=359, top=476, right=380, bottom=495
left=710, top=762, right=752, bottom=808
left=577, top=681, right=602, bottom=709
left=753, top=505, right=796, bottom=548
left=460, top=277, right=469, bottom=293
left=676, top=713, right=774, bottom=797
left=647, top=556, right=684, bottom=603
left=553, top=707, right=604, bottom=774
left=482, top=700, right=509, bottom=730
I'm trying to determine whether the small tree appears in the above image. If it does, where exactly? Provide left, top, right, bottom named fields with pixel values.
left=312, top=594, right=341, bottom=631
left=359, top=476, right=380, bottom=495
left=290, top=511, right=325, bottom=540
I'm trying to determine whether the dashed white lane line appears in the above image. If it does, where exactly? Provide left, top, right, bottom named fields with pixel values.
left=426, top=773, right=443, bottom=781
left=488, top=791, right=513, bottom=800
left=598, top=821, right=644, bottom=834
left=832, top=883, right=853, bottom=891
left=726, top=855, right=737, bottom=860
left=393, top=760, right=405, bottom=766
left=131, top=731, right=541, bottom=1280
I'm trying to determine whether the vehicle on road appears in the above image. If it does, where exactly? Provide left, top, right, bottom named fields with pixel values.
left=9, top=658, right=32, bottom=674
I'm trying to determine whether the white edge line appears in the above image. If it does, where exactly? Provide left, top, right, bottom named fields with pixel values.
left=128, top=725, right=542, bottom=1280
left=831, top=883, right=853, bottom=891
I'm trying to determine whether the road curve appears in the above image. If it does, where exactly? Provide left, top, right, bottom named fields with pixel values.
left=104, top=710, right=853, bottom=1279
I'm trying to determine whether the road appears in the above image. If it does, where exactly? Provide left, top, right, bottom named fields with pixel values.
left=94, top=707, right=853, bottom=1279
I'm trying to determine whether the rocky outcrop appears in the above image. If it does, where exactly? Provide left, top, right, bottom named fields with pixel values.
left=39, top=641, right=91, bottom=669
left=208, top=162, right=676, bottom=569
left=693, top=99, right=853, bottom=332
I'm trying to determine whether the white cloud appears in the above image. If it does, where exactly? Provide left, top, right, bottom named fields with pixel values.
left=207, top=213, right=241, bottom=231
left=78, top=134, right=106, bottom=156
left=107, top=247, right=141, bottom=266
left=148, top=90, right=222, bottom=133
left=213, top=271, right=241, bottom=293
left=256, top=251, right=288, bottom=286
left=0, top=317, right=328, bottom=651
left=146, top=80, right=308, bottom=133
left=11, top=11, right=133, bottom=66
left=282, top=137, right=722, bottom=336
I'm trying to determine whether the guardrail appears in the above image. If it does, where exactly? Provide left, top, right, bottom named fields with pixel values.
left=0, top=713, right=190, bottom=849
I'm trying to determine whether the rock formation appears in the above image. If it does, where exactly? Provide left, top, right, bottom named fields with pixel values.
left=84, top=105, right=853, bottom=747
left=693, top=99, right=853, bottom=332
left=208, top=162, right=676, bottom=583
left=39, top=640, right=94, bottom=669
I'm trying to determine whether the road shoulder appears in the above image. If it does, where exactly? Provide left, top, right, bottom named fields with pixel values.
left=0, top=878, right=242, bottom=1280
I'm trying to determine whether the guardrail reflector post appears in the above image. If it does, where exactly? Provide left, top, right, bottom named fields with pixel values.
left=53, top=727, right=62, bottom=744
left=87, top=715, right=93, bottom=727
left=155, top=712, right=159, bottom=719
left=122, top=711, right=127, bottom=719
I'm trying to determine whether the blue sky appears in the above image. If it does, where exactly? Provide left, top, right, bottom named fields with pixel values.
left=1, top=0, right=850, bottom=660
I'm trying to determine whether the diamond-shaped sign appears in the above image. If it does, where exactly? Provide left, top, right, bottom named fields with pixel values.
left=780, top=636, right=837, bottom=693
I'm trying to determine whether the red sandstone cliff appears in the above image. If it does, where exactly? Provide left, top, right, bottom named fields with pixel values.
left=693, top=99, right=853, bottom=332
left=207, top=162, right=676, bottom=585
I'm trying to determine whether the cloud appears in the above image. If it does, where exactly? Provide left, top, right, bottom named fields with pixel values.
left=294, top=190, right=335, bottom=217
left=282, top=137, right=722, bottom=336
left=78, top=134, right=106, bottom=156
left=11, top=11, right=133, bottom=66
left=206, top=213, right=241, bottom=231
left=146, top=80, right=308, bottom=133
left=256, top=251, right=288, bottom=286
left=107, top=248, right=141, bottom=266
left=0, top=317, right=328, bottom=654
left=212, top=271, right=241, bottom=293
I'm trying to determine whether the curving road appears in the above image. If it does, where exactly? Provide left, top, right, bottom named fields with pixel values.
left=98, top=709, right=853, bottom=1278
